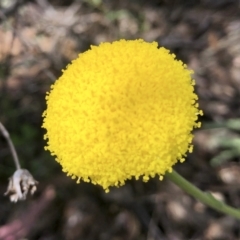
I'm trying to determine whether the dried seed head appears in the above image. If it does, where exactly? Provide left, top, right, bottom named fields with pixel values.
left=4, top=169, right=38, bottom=203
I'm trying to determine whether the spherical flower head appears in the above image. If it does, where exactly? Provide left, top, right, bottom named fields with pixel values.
left=42, top=39, right=202, bottom=191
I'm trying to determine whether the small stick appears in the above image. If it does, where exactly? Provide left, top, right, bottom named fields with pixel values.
left=0, top=121, right=21, bottom=170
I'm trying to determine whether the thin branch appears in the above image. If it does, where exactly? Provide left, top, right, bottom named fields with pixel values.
left=0, top=121, right=21, bottom=170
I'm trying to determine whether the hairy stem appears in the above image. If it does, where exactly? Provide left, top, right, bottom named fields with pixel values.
left=0, top=121, right=21, bottom=170
left=166, top=170, right=240, bottom=219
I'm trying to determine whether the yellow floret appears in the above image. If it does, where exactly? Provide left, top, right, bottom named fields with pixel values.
left=42, top=39, right=201, bottom=191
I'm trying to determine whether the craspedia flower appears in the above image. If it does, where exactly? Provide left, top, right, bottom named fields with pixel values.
left=42, top=39, right=202, bottom=191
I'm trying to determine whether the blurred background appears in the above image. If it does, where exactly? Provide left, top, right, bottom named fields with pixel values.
left=1, top=0, right=240, bottom=239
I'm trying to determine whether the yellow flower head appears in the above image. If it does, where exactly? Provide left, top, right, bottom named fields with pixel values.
left=42, top=39, right=202, bottom=191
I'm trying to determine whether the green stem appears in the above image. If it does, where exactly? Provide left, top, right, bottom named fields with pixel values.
left=165, top=170, right=240, bottom=219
